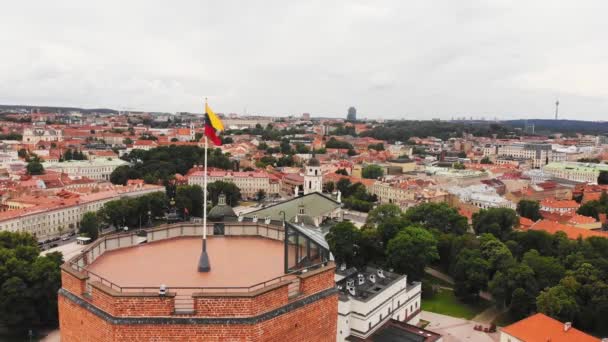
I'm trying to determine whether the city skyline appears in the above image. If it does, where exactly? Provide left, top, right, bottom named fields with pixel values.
left=1, top=1, right=608, bottom=120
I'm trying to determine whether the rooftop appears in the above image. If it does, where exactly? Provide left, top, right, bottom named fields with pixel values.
left=501, top=313, right=600, bottom=342
left=86, top=236, right=286, bottom=289
left=336, top=266, right=405, bottom=302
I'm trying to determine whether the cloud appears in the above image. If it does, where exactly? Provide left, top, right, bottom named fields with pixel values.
left=0, top=0, right=607, bottom=120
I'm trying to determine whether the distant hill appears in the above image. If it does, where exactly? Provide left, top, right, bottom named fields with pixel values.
left=0, top=104, right=118, bottom=114
left=505, top=119, right=608, bottom=135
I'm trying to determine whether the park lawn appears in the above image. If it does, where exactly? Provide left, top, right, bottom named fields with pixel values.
left=421, top=288, right=490, bottom=320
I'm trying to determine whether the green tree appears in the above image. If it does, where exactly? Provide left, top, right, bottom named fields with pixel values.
left=366, top=204, right=403, bottom=227
left=257, top=142, right=268, bottom=150
left=280, top=139, right=292, bottom=154
left=517, top=200, right=542, bottom=221
left=0, top=232, right=63, bottom=335
left=368, top=143, right=384, bottom=151
left=453, top=162, right=466, bottom=170
left=175, top=185, right=204, bottom=217
left=335, top=168, right=349, bottom=176
left=110, top=165, right=141, bottom=185
left=453, top=249, right=490, bottom=301
left=386, top=226, right=439, bottom=281
left=336, top=178, right=352, bottom=196
left=404, top=202, right=469, bottom=235
left=362, top=164, right=384, bottom=179
left=472, top=208, right=518, bottom=239
left=98, top=200, right=129, bottom=228
left=325, top=181, right=335, bottom=193
left=598, top=171, right=608, bottom=185
left=479, top=234, right=515, bottom=276
left=256, top=189, right=267, bottom=201
left=480, top=156, right=493, bottom=164
left=576, top=200, right=603, bottom=220
left=79, top=212, right=100, bottom=241
left=523, top=249, right=565, bottom=291
left=510, top=287, right=535, bottom=320
left=325, top=137, right=353, bottom=150
left=326, top=221, right=362, bottom=267
left=18, top=148, right=28, bottom=159
left=207, top=181, right=241, bottom=206
left=64, top=149, right=73, bottom=161
left=27, top=160, right=44, bottom=175
left=536, top=276, right=581, bottom=322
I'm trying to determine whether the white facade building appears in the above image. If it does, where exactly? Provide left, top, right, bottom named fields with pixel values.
left=187, top=170, right=280, bottom=198
left=22, top=127, right=63, bottom=144
left=496, top=143, right=555, bottom=168
left=448, top=184, right=515, bottom=210
left=42, top=159, right=128, bottom=181
left=543, top=162, right=608, bottom=184
left=336, top=267, right=422, bottom=341
left=0, top=184, right=164, bottom=238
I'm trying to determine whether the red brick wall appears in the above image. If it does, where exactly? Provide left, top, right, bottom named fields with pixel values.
left=90, top=284, right=175, bottom=317
left=194, top=284, right=289, bottom=317
left=59, top=295, right=115, bottom=341
left=253, top=294, right=338, bottom=342
left=59, top=264, right=338, bottom=341
left=61, top=269, right=85, bottom=296
left=300, top=267, right=335, bottom=296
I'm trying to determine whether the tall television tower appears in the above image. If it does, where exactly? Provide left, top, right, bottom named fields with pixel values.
left=555, top=100, right=559, bottom=120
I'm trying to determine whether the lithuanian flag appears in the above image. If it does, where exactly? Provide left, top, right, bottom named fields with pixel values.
left=204, top=102, right=223, bottom=146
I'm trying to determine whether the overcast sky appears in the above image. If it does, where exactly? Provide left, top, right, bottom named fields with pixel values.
left=1, top=1, right=607, bottom=120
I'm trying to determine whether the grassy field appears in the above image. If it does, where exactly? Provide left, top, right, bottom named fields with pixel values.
left=421, top=288, right=491, bottom=320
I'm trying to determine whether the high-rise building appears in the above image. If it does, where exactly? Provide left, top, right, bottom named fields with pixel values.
left=347, top=107, right=357, bottom=121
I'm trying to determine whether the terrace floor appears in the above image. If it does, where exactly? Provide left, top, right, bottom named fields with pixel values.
left=86, top=236, right=286, bottom=289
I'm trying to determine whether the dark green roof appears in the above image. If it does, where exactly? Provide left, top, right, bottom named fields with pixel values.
left=208, top=204, right=236, bottom=220
left=245, top=192, right=340, bottom=222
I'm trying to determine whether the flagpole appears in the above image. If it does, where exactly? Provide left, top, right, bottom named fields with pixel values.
left=198, top=102, right=211, bottom=272
left=203, top=134, right=208, bottom=242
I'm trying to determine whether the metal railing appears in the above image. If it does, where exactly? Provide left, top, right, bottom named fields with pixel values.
left=65, top=221, right=331, bottom=315
left=69, top=258, right=327, bottom=296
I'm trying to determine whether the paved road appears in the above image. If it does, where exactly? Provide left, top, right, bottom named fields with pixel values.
left=425, top=267, right=455, bottom=284
left=40, top=330, right=60, bottom=342
left=421, top=311, right=499, bottom=342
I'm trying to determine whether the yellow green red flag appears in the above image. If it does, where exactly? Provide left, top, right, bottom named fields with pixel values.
left=205, top=103, right=224, bottom=131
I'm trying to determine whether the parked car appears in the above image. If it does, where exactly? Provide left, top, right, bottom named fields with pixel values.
left=61, top=235, right=70, bottom=241
left=49, top=243, right=59, bottom=248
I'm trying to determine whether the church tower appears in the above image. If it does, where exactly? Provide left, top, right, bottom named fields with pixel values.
left=190, top=121, right=196, bottom=141
left=304, top=155, right=323, bottom=195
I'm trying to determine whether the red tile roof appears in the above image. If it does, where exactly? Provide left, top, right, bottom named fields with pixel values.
left=501, top=313, right=600, bottom=342
left=540, top=199, right=579, bottom=209
left=529, top=220, right=608, bottom=240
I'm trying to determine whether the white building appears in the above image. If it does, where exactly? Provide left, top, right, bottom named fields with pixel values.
left=448, top=184, right=515, bottom=210
left=543, top=162, right=608, bottom=184
left=336, top=266, right=422, bottom=341
left=187, top=170, right=281, bottom=198
left=496, top=143, right=555, bottom=168
left=42, top=159, right=128, bottom=181
left=22, top=127, right=63, bottom=144
left=0, top=184, right=164, bottom=238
